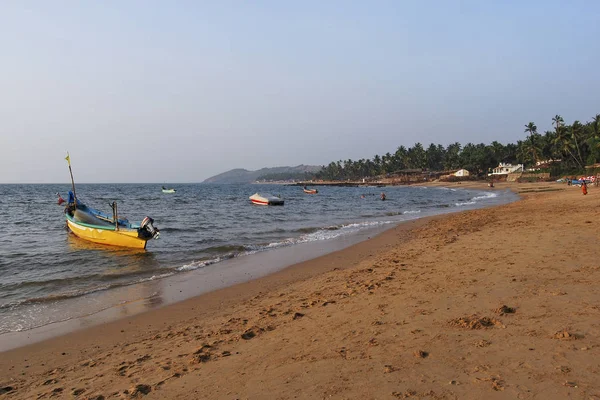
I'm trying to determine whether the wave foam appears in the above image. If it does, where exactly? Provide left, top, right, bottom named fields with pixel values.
left=455, top=191, right=498, bottom=207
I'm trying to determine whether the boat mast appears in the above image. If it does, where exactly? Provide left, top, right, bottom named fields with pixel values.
left=65, top=152, right=77, bottom=204
left=112, top=201, right=119, bottom=231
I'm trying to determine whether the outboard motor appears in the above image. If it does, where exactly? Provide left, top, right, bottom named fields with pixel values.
left=140, top=216, right=160, bottom=240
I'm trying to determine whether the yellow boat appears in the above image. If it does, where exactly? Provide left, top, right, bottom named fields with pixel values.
left=64, top=199, right=160, bottom=249
left=61, top=153, right=160, bottom=249
left=66, top=218, right=148, bottom=248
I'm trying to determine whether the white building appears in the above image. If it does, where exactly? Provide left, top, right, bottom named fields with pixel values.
left=489, top=163, right=524, bottom=175
left=454, top=169, right=470, bottom=177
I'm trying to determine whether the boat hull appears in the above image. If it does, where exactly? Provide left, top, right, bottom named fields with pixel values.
left=162, top=189, right=176, bottom=193
left=66, top=216, right=148, bottom=249
left=250, top=199, right=269, bottom=205
left=249, top=193, right=284, bottom=206
left=249, top=199, right=285, bottom=206
left=303, top=189, right=318, bottom=194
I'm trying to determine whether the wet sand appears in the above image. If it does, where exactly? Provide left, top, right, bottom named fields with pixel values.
left=2, top=181, right=599, bottom=399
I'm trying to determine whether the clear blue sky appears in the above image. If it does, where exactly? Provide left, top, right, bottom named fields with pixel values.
left=1, top=1, right=599, bottom=183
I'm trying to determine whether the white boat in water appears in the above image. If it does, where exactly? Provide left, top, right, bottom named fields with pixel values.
left=249, top=193, right=284, bottom=206
left=162, top=186, right=176, bottom=193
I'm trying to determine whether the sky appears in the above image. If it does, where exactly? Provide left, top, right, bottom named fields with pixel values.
left=1, top=1, right=599, bottom=183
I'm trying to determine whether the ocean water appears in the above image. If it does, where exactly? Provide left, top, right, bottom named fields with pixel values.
left=0, top=183, right=517, bottom=335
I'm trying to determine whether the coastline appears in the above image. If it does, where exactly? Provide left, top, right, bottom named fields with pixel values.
left=0, top=182, right=515, bottom=346
left=4, top=181, right=599, bottom=399
left=0, top=221, right=396, bottom=352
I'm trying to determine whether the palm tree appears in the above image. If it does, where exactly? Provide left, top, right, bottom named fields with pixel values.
left=383, top=152, right=392, bottom=174
left=571, top=121, right=585, bottom=167
left=590, top=114, right=600, bottom=143
left=373, top=154, right=381, bottom=175
left=553, top=127, right=582, bottom=169
left=524, top=122, right=537, bottom=135
left=444, top=142, right=461, bottom=170
left=542, top=130, right=557, bottom=160
left=552, top=115, right=564, bottom=133
left=516, top=140, right=528, bottom=164
left=551, top=115, right=564, bottom=160
left=410, top=143, right=426, bottom=169
left=394, top=145, right=408, bottom=171
left=524, top=122, right=540, bottom=165
left=344, top=159, right=354, bottom=180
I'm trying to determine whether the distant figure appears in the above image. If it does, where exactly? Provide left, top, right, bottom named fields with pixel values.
left=488, top=181, right=494, bottom=188
left=56, top=192, right=65, bottom=205
left=567, top=179, right=572, bottom=186
left=380, top=192, right=386, bottom=201
left=582, top=180, right=588, bottom=195
left=361, top=194, right=365, bottom=199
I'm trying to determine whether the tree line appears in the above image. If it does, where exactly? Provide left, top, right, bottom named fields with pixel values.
left=314, top=113, right=600, bottom=181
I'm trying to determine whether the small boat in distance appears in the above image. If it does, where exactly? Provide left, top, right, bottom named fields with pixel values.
left=162, top=186, right=176, bottom=193
left=249, top=193, right=284, bottom=206
left=303, top=186, right=318, bottom=194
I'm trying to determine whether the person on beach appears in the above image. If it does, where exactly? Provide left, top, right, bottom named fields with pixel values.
left=582, top=180, right=588, bottom=195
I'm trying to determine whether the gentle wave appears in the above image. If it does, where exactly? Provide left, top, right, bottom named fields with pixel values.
left=0, top=272, right=175, bottom=310
left=203, top=244, right=248, bottom=254
left=177, top=256, right=227, bottom=272
left=456, top=191, right=498, bottom=206
left=296, top=227, right=321, bottom=234
left=177, top=220, right=395, bottom=273
left=0, top=267, right=171, bottom=292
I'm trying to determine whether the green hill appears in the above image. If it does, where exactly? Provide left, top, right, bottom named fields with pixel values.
left=203, top=165, right=322, bottom=184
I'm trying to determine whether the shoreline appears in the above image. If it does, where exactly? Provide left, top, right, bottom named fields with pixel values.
left=0, top=183, right=515, bottom=350
left=5, top=181, right=598, bottom=399
left=0, top=210, right=451, bottom=389
left=0, top=221, right=392, bottom=352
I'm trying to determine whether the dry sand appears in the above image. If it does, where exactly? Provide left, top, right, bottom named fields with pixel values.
left=2, top=182, right=600, bottom=399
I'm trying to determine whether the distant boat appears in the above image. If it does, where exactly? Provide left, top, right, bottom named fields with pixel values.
left=162, top=186, right=176, bottom=193
left=62, top=154, right=160, bottom=249
left=303, top=186, right=318, bottom=194
left=249, top=193, right=284, bottom=206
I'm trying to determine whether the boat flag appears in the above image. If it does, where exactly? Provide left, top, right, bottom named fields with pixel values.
left=56, top=192, right=66, bottom=205
left=65, top=153, right=71, bottom=166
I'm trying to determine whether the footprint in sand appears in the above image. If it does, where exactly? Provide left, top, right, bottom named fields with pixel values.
left=241, top=330, right=256, bottom=340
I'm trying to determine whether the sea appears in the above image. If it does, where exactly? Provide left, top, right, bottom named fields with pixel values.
left=0, top=183, right=518, bottom=344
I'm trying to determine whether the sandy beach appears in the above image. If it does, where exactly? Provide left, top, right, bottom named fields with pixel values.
left=1, top=181, right=599, bottom=399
